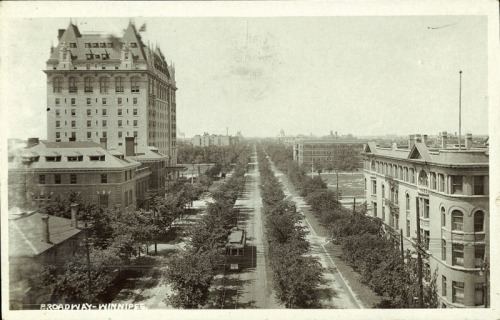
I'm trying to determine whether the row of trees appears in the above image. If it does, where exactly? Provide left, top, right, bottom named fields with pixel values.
left=177, top=141, right=246, bottom=167
left=264, top=142, right=438, bottom=308
left=30, top=183, right=204, bottom=305
left=164, top=145, right=251, bottom=309
left=257, top=146, right=324, bottom=308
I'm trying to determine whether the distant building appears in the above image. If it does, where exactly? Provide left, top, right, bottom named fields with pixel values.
left=192, top=132, right=234, bottom=147
left=362, top=133, right=489, bottom=308
left=44, top=21, right=178, bottom=166
left=293, top=139, right=364, bottom=167
left=8, top=138, right=149, bottom=211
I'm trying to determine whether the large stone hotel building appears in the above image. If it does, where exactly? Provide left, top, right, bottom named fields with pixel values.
left=45, top=21, right=177, bottom=167
left=362, top=133, right=489, bottom=308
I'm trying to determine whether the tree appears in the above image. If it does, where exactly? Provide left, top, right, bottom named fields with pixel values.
left=165, top=249, right=220, bottom=309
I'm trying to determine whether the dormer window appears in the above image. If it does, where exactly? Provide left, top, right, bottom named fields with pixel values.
left=70, top=43, right=77, bottom=48
left=89, top=155, right=105, bottom=161
left=46, top=156, right=62, bottom=162
left=85, top=43, right=91, bottom=48
left=86, top=54, right=92, bottom=60
left=92, top=43, right=99, bottom=48
left=100, top=43, right=106, bottom=48
left=67, top=155, right=83, bottom=162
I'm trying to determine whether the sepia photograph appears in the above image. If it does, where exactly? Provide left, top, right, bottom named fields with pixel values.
left=1, top=1, right=498, bottom=319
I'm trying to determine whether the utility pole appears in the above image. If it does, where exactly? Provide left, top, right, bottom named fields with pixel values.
left=352, top=197, right=356, bottom=214
left=85, top=222, right=92, bottom=303
left=415, top=198, right=424, bottom=308
left=336, top=168, right=339, bottom=202
left=458, top=70, right=462, bottom=150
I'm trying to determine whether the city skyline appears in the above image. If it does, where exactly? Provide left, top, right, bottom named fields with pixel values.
left=1, top=15, right=491, bottom=139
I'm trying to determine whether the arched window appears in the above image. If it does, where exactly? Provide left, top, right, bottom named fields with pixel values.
left=69, top=77, right=77, bottom=93
left=395, top=190, right=399, bottom=204
left=382, top=184, right=385, bottom=198
left=474, top=211, right=484, bottom=232
left=452, top=210, right=464, bottom=231
left=100, top=77, right=109, bottom=93
left=53, top=77, right=62, bottom=93
left=371, top=160, right=375, bottom=171
left=406, top=193, right=410, bottom=211
left=418, top=170, right=428, bottom=186
left=441, top=207, right=446, bottom=227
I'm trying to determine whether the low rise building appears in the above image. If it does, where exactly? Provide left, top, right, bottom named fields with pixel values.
left=192, top=132, right=234, bottom=147
left=8, top=138, right=148, bottom=210
left=293, top=139, right=364, bottom=167
left=362, top=133, right=489, bottom=308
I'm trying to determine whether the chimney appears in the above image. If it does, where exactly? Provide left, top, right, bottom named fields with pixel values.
left=70, top=203, right=78, bottom=228
left=415, top=134, right=422, bottom=143
left=27, top=138, right=39, bottom=148
left=465, top=133, right=473, bottom=150
left=423, top=134, right=428, bottom=146
left=58, top=29, right=65, bottom=40
left=409, top=134, right=415, bottom=149
left=441, top=131, right=448, bottom=149
left=41, top=214, right=51, bottom=244
left=125, top=137, right=135, bottom=156
left=100, top=137, right=108, bottom=150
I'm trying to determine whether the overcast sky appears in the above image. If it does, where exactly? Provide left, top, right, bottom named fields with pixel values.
left=1, top=14, right=490, bottom=139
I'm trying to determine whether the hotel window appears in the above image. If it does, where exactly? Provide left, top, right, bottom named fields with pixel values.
left=409, top=168, right=415, bottom=183
left=118, top=97, right=123, bottom=105
left=371, top=180, right=376, bottom=194
left=452, top=244, right=464, bottom=266
left=55, top=98, right=60, bottom=105
left=71, top=98, right=76, bottom=105
left=134, top=131, right=138, bottom=138
left=475, top=283, right=484, bottom=306
left=71, top=132, right=76, bottom=139
left=39, top=175, right=46, bottom=184
left=70, top=174, right=77, bottom=184
left=56, top=121, right=60, bottom=128
left=69, top=77, right=77, bottom=93
left=438, top=174, right=445, bottom=192
left=474, top=176, right=485, bottom=195
left=452, top=282, right=464, bottom=304
left=133, top=109, right=138, bottom=116
left=92, top=43, right=98, bottom=48
left=406, top=219, right=410, bottom=237
left=85, top=43, right=91, bottom=48
left=87, top=120, right=91, bottom=127
left=101, top=174, right=107, bottom=184
left=53, top=77, right=62, bottom=93
left=451, top=175, right=463, bottom=194
left=118, top=109, right=122, bottom=116
left=133, top=98, right=138, bottom=105
left=87, top=132, right=91, bottom=138
left=373, top=202, right=377, bottom=217
left=102, top=98, right=107, bottom=105
left=102, top=109, right=107, bottom=116
left=84, top=77, right=93, bottom=93
left=56, top=132, right=60, bottom=139
left=382, top=184, right=385, bottom=199
left=475, top=245, right=485, bottom=268
left=131, top=77, right=140, bottom=92
left=118, top=131, right=122, bottom=138
left=118, top=120, right=122, bottom=127
left=54, top=174, right=61, bottom=184
left=115, top=77, right=124, bottom=93
left=474, top=211, right=484, bottom=232
left=133, top=120, right=138, bottom=127
left=371, top=160, right=375, bottom=171
left=452, top=210, right=463, bottom=231
left=87, top=109, right=91, bottom=116
left=442, top=276, right=447, bottom=297
left=87, top=98, right=91, bottom=105
left=102, top=120, right=107, bottom=127
left=423, top=199, right=429, bottom=219
left=442, top=240, right=446, bottom=260
left=100, top=77, right=109, bottom=93
left=71, top=120, right=76, bottom=128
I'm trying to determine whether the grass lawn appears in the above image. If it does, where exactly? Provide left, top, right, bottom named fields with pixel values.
left=319, top=171, right=365, bottom=198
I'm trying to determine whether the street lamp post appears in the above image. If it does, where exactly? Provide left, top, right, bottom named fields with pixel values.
left=191, top=161, right=195, bottom=184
